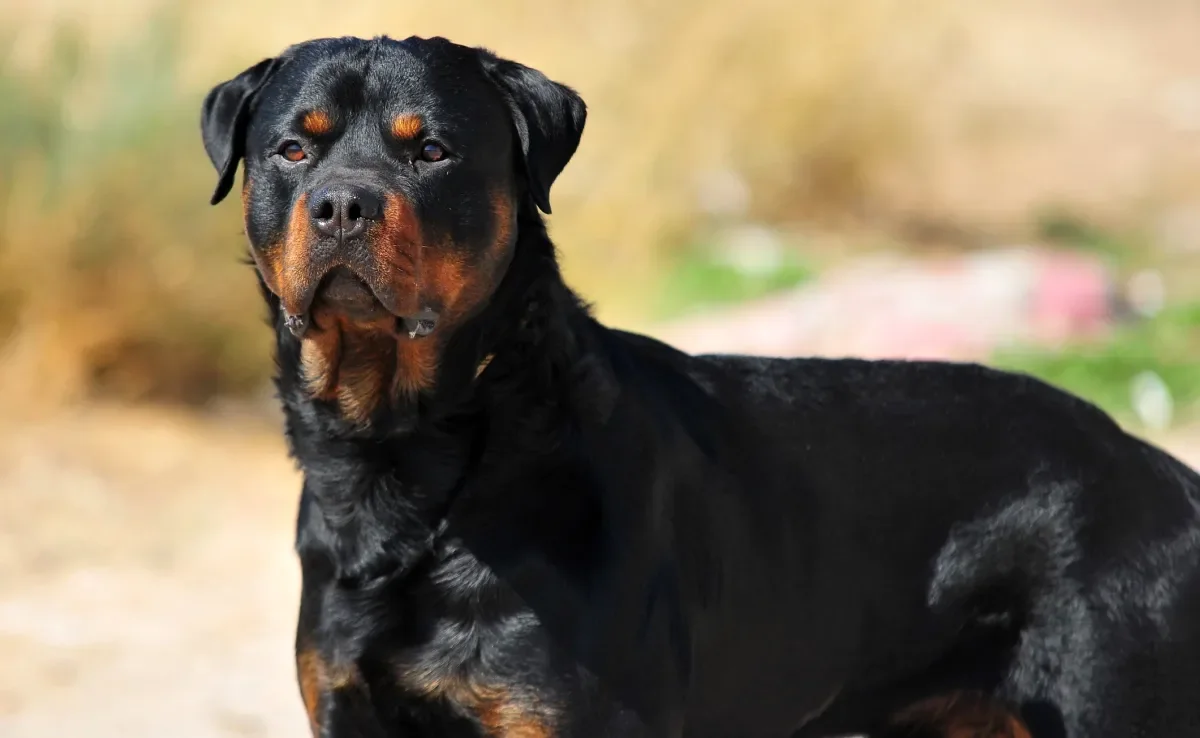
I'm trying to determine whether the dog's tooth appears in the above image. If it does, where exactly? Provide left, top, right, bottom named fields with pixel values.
left=401, top=315, right=437, bottom=339
left=285, top=312, right=308, bottom=338
left=401, top=308, right=439, bottom=339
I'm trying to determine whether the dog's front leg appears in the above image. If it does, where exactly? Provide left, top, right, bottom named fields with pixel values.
left=296, top=641, right=391, bottom=738
left=880, top=691, right=1032, bottom=738
left=295, top=543, right=391, bottom=738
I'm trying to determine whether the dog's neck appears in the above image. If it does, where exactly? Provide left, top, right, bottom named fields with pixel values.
left=268, top=214, right=611, bottom=580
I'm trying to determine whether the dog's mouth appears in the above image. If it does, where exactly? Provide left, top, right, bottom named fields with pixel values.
left=316, top=266, right=387, bottom=320
left=285, top=266, right=440, bottom=340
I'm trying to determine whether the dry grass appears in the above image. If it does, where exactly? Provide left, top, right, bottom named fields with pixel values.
left=1, top=0, right=1197, bottom=408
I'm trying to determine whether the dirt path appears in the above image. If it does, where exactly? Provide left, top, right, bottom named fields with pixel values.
left=2, top=405, right=1199, bottom=737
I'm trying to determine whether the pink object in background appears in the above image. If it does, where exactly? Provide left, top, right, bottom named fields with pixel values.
left=651, top=247, right=1118, bottom=362
left=1027, top=251, right=1114, bottom=345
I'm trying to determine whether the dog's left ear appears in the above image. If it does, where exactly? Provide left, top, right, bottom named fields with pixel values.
left=478, top=51, right=586, bottom=215
left=200, top=56, right=282, bottom=206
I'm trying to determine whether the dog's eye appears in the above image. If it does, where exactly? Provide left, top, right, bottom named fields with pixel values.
left=279, top=142, right=306, bottom=162
left=420, top=142, right=446, bottom=163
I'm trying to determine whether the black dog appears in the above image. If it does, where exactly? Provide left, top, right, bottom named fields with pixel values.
left=201, top=36, right=1200, bottom=737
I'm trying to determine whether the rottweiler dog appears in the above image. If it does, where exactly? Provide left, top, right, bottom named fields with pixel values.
left=200, top=35, right=1200, bottom=738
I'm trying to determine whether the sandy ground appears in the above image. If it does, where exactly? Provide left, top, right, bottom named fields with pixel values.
left=0, top=405, right=306, bottom=738
left=2, top=404, right=1200, bottom=738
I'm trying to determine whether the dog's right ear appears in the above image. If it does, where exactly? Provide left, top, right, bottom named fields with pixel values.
left=201, top=57, right=281, bottom=206
left=477, top=50, right=586, bottom=216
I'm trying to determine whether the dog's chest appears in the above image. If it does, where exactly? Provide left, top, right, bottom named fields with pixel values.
left=389, top=548, right=569, bottom=737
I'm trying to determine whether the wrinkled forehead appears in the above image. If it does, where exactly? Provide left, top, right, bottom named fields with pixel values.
left=254, top=37, right=509, bottom=146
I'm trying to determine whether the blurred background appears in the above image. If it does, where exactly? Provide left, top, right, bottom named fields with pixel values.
left=1, top=0, right=1198, bottom=735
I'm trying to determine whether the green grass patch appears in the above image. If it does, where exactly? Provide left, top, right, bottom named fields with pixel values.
left=653, top=238, right=815, bottom=320
left=994, top=302, right=1200, bottom=426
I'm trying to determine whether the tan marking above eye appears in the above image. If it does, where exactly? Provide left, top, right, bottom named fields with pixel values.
left=301, top=110, right=334, bottom=136
left=391, top=114, right=424, bottom=140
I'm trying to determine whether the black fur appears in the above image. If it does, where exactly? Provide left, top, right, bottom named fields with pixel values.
left=202, top=35, right=1200, bottom=738
left=478, top=50, right=587, bottom=215
left=201, top=56, right=281, bottom=205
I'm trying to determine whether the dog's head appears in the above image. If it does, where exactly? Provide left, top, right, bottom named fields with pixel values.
left=201, top=36, right=585, bottom=424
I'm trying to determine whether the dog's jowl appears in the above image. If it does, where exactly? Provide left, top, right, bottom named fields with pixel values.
left=202, top=35, right=1200, bottom=738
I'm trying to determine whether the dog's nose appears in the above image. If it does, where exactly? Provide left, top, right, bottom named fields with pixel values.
left=310, top=185, right=382, bottom=240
